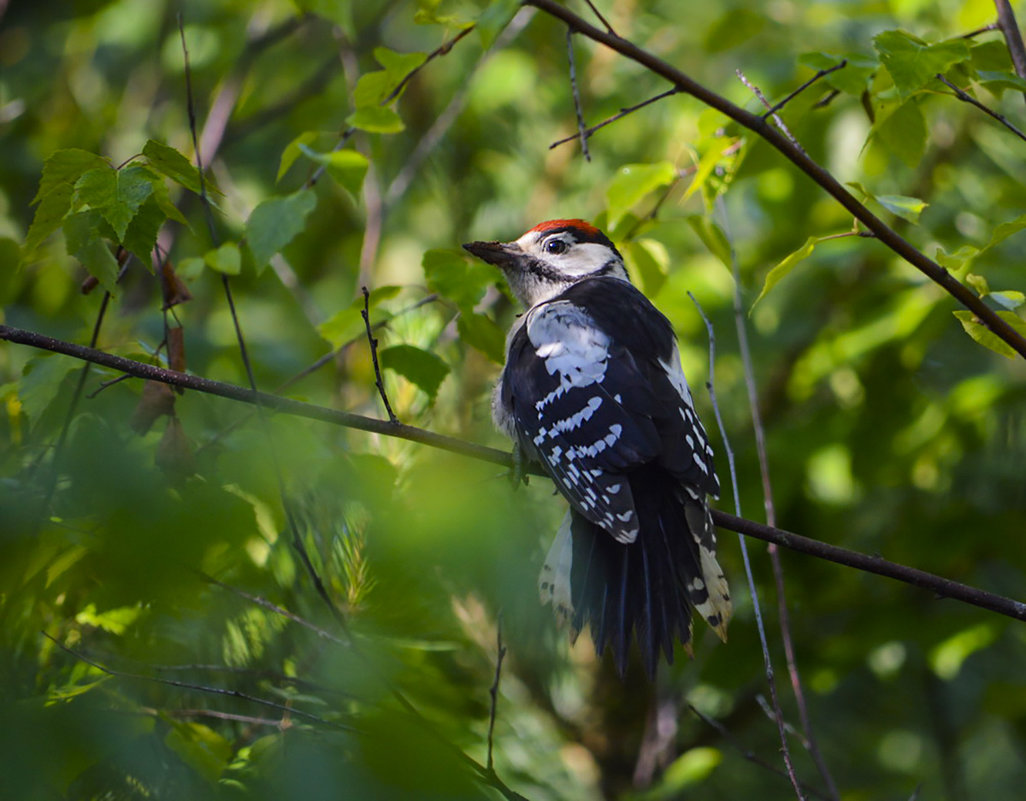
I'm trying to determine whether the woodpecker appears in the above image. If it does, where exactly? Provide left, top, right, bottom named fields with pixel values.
left=463, top=219, right=731, bottom=676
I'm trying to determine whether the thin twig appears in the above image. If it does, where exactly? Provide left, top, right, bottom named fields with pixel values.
left=764, top=60, right=847, bottom=116
left=361, top=286, right=398, bottom=424
left=43, top=632, right=349, bottom=729
left=382, top=26, right=475, bottom=104
left=5, top=322, right=1026, bottom=624
left=936, top=73, right=1026, bottom=144
left=581, top=0, right=616, bottom=35
left=718, top=197, right=840, bottom=801
left=566, top=28, right=591, bottom=161
left=687, top=292, right=806, bottom=801
left=549, top=88, right=678, bottom=149
left=737, top=68, right=806, bottom=156
left=523, top=0, right=1026, bottom=359
left=487, top=613, right=507, bottom=773
left=812, top=89, right=841, bottom=109
left=962, top=22, right=1000, bottom=38
left=688, top=705, right=831, bottom=801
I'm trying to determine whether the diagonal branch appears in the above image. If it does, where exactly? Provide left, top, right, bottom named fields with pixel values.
left=4, top=322, right=1025, bottom=624
left=937, top=73, right=1026, bottom=143
left=523, top=0, right=1026, bottom=360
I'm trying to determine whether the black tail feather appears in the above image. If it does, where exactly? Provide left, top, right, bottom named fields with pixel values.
left=568, top=467, right=722, bottom=677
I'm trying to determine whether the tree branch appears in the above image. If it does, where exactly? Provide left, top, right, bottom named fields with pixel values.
left=522, top=0, right=1026, bottom=360
left=4, top=322, right=1025, bottom=624
left=995, top=0, right=1026, bottom=103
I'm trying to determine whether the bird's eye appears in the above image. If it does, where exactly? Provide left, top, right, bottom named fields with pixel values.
left=545, top=239, right=568, bottom=255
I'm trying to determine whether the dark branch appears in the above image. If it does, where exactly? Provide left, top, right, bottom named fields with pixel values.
left=764, top=59, right=847, bottom=117
left=523, top=0, right=1026, bottom=360
left=549, top=88, right=678, bottom=150
left=936, top=73, right=1026, bottom=144
left=43, top=632, right=350, bottom=729
left=382, top=26, right=475, bottom=104
left=4, top=322, right=1025, bottom=624
left=995, top=0, right=1026, bottom=101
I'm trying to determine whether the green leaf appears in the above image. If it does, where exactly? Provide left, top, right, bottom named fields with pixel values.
left=346, top=105, right=405, bottom=134
left=73, top=165, right=154, bottom=241
left=966, top=272, right=990, bottom=296
left=872, top=100, right=927, bottom=167
left=277, top=131, right=318, bottom=182
left=379, top=344, right=450, bottom=401
left=177, top=257, right=206, bottom=281
left=456, top=311, right=506, bottom=363
left=121, top=195, right=166, bottom=263
left=680, top=148, right=721, bottom=206
left=625, top=238, right=669, bottom=297
left=992, top=291, right=1025, bottom=310
left=848, top=182, right=928, bottom=224
left=31, top=148, right=109, bottom=205
left=22, top=182, right=74, bottom=262
left=976, top=70, right=1026, bottom=94
left=606, top=162, right=677, bottom=228
left=875, top=193, right=928, bottom=224
left=685, top=215, right=731, bottom=268
left=142, top=139, right=208, bottom=196
left=245, top=190, right=317, bottom=274
left=297, top=146, right=368, bottom=196
left=62, top=211, right=120, bottom=295
left=953, top=310, right=1019, bottom=359
left=75, top=603, right=141, bottom=635
left=476, top=0, right=519, bottom=50
left=352, top=48, right=427, bottom=107
left=204, top=242, right=241, bottom=275
left=752, top=236, right=817, bottom=310
left=981, top=213, right=1026, bottom=256
left=873, top=30, right=970, bottom=99
left=423, top=248, right=496, bottom=310
left=317, top=286, right=402, bottom=348
left=19, top=354, right=81, bottom=422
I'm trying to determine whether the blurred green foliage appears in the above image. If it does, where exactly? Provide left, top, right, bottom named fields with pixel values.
left=1, top=0, right=1025, bottom=798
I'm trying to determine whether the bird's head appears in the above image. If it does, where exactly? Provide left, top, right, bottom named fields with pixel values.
left=463, top=219, right=628, bottom=308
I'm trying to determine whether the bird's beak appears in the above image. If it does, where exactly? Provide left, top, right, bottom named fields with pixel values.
left=462, top=240, right=521, bottom=269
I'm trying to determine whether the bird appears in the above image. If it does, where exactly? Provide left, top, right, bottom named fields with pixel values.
left=463, top=219, right=731, bottom=676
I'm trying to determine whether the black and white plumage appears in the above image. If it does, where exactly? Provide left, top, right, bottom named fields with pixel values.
left=464, top=219, right=731, bottom=675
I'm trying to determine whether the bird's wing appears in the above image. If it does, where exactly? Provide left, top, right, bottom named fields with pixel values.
left=502, top=278, right=717, bottom=542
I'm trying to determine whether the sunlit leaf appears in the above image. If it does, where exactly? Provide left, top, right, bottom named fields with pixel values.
left=625, top=238, right=669, bottom=297
left=751, top=236, right=817, bottom=309
left=953, top=310, right=1019, bottom=359
left=685, top=214, right=731, bottom=268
